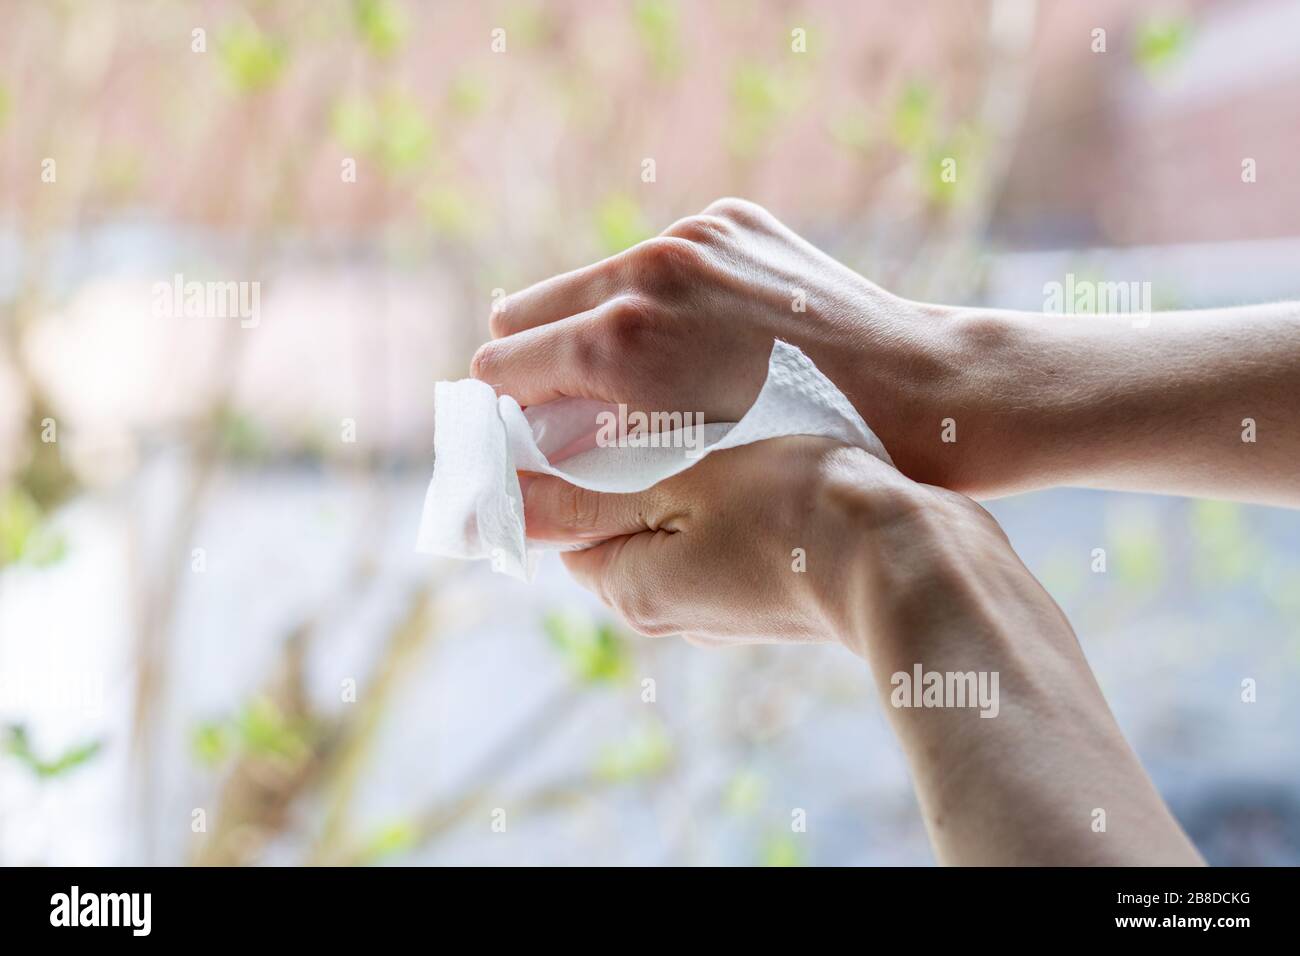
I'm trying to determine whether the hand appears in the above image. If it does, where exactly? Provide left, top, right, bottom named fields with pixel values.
left=525, top=438, right=1203, bottom=865
left=476, top=199, right=1300, bottom=505
left=474, top=198, right=968, bottom=492
left=522, top=436, right=945, bottom=648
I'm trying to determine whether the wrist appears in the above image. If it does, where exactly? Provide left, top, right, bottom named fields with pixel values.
left=892, top=299, right=1053, bottom=497
left=803, top=447, right=942, bottom=656
left=812, top=461, right=1020, bottom=664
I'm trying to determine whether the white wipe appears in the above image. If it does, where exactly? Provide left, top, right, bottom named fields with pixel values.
left=416, top=340, right=892, bottom=580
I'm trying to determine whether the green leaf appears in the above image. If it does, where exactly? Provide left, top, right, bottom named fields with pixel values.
left=891, top=81, right=934, bottom=153
left=1262, top=565, right=1300, bottom=620
left=633, top=0, right=682, bottom=77
left=419, top=184, right=474, bottom=238
left=827, top=107, right=873, bottom=153
left=1190, top=500, right=1256, bottom=586
left=0, top=486, right=67, bottom=568
left=1107, top=504, right=1164, bottom=594
left=1133, top=16, right=1192, bottom=75
left=25, top=533, right=68, bottom=568
left=218, top=24, right=288, bottom=93
left=332, top=91, right=435, bottom=176
left=723, top=770, right=766, bottom=815
left=234, top=696, right=309, bottom=761
left=4, top=725, right=103, bottom=779
left=447, top=72, right=488, bottom=117
left=732, top=62, right=782, bottom=117
left=543, top=610, right=629, bottom=683
left=214, top=406, right=269, bottom=462
left=921, top=125, right=982, bottom=207
left=501, top=2, right=550, bottom=49
left=594, top=724, right=671, bottom=781
left=353, top=0, right=408, bottom=58
left=727, top=61, right=803, bottom=155
left=377, top=92, right=435, bottom=175
left=191, top=721, right=231, bottom=767
left=360, top=818, right=418, bottom=862
left=42, top=740, right=103, bottom=777
left=593, top=194, right=652, bottom=256
left=0, top=487, right=41, bottom=565
left=331, top=95, right=378, bottom=152
left=760, top=831, right=805, bottom=867
left=97, top=147, right=143, bottom=199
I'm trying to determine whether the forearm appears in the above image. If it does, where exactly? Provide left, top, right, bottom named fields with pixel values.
left=832, top=493, right=1202, bottom=865
left=911, top=300, right=1300, bottom=505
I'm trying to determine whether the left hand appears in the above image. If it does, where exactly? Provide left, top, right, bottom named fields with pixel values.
left=522, top=435, right=935, bottom=648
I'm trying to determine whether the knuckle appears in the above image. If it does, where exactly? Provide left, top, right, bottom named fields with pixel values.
left=469, top=342, right=498, bottom=380
left=615, top=585, right=671, bottom=638
left=921, top=485, right=1010, bottom=543
left=629, top=237, right=706, bottom=299
left=487, top=297, right=514, bottom=337
left=557, top=481, right=599, bottom=532
left=664, top=214, right=731, bottom=245
left=703, top=196, right=767, bottom=225
left=965, top=498, right=1011, bottom=542
left=600, top=296, right=656, bottom=350
left=634, top=235, right=705, bottom=278
left=570, top=331, right=602, bottom=373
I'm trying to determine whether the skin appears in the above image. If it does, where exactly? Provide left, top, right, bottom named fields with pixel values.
left=473, top=198, right=1296, bottom=865
left=475, top=197, right=1300, bottom=505
left=524, top=441, right=1203, bottom=865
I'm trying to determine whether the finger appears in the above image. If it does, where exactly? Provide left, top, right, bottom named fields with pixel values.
left=471, top=312, right=601, bottom=407
left=560, top=532, right=680, bottom=638
left=489, top=257, right=625, bottom=338
left=678, top=632, right=732, bottom=648
left=558, top=533, right=631, bottom=597
left=523, top=474, right=661, bottom=545
left=471, top=295, right=650, bottom=407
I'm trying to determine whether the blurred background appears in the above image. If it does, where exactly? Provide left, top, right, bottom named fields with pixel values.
left=2, top=0, right=1299, bottom=866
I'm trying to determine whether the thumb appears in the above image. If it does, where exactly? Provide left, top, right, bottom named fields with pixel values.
left=522, top=473, right=662, bottom=545
left=560, top=532, right=680, bottom=638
